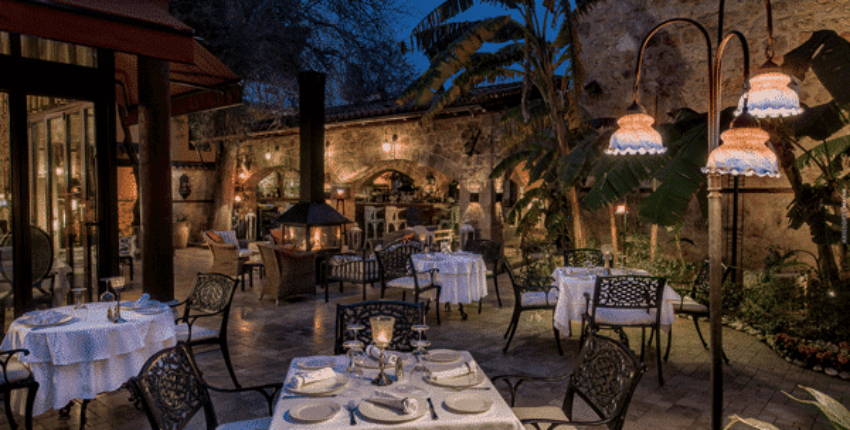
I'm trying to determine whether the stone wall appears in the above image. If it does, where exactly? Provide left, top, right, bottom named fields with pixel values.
left=238, top=111, right=507, bottom=239
left=576, top=0, right=850, bottom=268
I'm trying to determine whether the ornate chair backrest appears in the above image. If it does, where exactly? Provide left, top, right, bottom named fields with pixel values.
left=185, top=273, right=238, bottom=319
left=504, top=264, right=554, bottom=305
left=565, top=334, right=646, bottom=430
left=0, top=226, right=55, bottom=287
left=129, top=344, right=216, bottom=430
left=691, top=261, right=732, bottom=300
left=364, top=206, right=381, bottom=223
left=258, top=244, right=281, bottom=297
left=564, top=248, right=604, bottom=268
left=334, top=300, right=425, bottom=354
left=463, top=239, right=503, bottom=272
left=385, top=206, right=403, bottom=222
left=375, top=242, right=422, bottom=282
left=589, top=275, right=666, bottom=326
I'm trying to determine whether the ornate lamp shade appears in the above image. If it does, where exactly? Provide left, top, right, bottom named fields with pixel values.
left=607, top=102, right=665, bottom=155
left=703, top=113, right=781, bottom=178
left=735, top=61, right=803, bottom=118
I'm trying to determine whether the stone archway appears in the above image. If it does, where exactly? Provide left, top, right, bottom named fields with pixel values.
left=349, top=159, right=459, bottom=194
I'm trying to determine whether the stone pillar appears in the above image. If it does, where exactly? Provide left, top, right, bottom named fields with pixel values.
left=138, top=56, right=174, bottom=301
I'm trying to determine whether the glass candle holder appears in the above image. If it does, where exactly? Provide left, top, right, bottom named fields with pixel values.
left=370, top=316, right=395, bottom=386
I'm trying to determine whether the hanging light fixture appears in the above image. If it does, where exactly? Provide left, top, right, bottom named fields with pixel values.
left=734, top=60, right=803, bottom=118
left=704, top=102, right=780, bottom=178
left=606, top=101, right=666, bottom=155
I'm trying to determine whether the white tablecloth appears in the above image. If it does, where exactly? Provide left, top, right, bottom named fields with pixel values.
left=552, top=267, right=681, bottom=337
left=270, top=352, right=522, bottom=430
left=412, top=253, right=487, bottom=304
left=0, top=302, right=176, bottom=416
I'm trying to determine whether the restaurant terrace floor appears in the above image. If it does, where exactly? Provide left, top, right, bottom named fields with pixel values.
left=3, top=246, right=847, bottom=430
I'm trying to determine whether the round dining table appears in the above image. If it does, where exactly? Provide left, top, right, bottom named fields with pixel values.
left=412, top=252, right=487, bottom=319
left=0, top=302, right=176, bottom=417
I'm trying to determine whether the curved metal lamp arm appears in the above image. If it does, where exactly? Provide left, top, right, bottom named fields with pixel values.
left=710, top=30, right=751, bottom=151
left=718, top=0, right=774, bottom=60
left=631, top=19, right=713, bottom=106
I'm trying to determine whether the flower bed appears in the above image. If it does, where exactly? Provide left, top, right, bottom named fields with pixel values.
left=771, top=333, right=850, bottom=378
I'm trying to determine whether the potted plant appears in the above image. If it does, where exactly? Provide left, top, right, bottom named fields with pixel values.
left=174, top=213, right=190, bottom=249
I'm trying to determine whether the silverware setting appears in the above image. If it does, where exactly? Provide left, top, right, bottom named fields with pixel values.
left=426, top=397, right=438, bottom=420
left=281, top=394, right=338, bottom=399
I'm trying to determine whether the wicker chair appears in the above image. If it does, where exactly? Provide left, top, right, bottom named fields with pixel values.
left=503, top=264, right=562, bottom=355
left=334, top=300, right=425, bottom=355
left=0, top=349, right=38, bottom=430
left=128, top=344, right=281, bottom=430
left=581, top=275, right=667, bottom=385
left=321, top=249, right=380, bottom=302
left=170, top=273, right=241, bottom=388
left=258, top=244, right=316, bottom=304
left=207, top=241, right=242, bottom=279
left=666, top=261, right=733, bottom=363
left=493, top=333, right=646, bottom=430
left=563, top=248, right=604, bottom=268
left=375, top=241, right=441, bottom=325
left=463, top=238, right=504, bottom=309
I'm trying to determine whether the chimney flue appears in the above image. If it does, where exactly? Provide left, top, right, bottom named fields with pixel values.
left=299, top=71, right=325, bottom=203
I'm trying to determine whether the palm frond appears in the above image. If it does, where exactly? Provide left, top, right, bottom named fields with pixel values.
left=783, top=30, right=850, bottom=104
left=796, top=135, right=850, bottom=169
left=412, top=0, right=476, bottom=40
left=490, top=150, right=534, bottom=179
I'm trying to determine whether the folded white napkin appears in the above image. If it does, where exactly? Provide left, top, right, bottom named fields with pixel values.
left=289, top=367, right=336, bottom=389
left=137, top=293, right=150, bottom=306
left=367, top=344, right=398, bottom=365
left=429, top=361, right=478, bottom=380
left=367, top=389, right=418, bottom=414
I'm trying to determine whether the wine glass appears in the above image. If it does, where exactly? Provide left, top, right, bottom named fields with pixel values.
left=410, top=324, right=431, bottom=374
left=72, top=287, right=88, bottom=309
left=110, top=275, right=128, bottom=323
left=343, top=324, right=365, bottom=376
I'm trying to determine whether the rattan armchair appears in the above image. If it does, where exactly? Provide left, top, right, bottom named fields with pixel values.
left=258, top=244, right=316, bottom=305
left=0, top=349, right=38, bottom=430
left=170, top=273, right=241, bottom=388
left=128, top=344, right=282, bottom=430
left=493, top=333, right=645, bottom=430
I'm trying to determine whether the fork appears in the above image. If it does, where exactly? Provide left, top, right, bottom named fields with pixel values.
left=345, top=400, right=358, bottom=425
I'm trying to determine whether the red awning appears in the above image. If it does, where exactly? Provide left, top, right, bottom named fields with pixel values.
left=0, top=0, right=195, bottom=63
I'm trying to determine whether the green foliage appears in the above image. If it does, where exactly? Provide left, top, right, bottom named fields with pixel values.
left=615, top=233, right=698, bottom=286
left=726, top=386, right=850, bottom=430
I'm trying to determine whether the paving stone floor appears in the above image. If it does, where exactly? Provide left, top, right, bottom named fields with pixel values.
left=4, top=246, right=848, bottom=429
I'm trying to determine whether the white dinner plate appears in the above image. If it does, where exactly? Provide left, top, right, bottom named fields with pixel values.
left=289, top=401, right=341, bottom=423
left=425, top=349, right=461, bottom=363
left=358, top=396, right=427, bottom=423
left=18, top=312, right=74, bottom=328
left=298, top=357, right=337, bottom=370
left=444, top=392, right=494, bottom=414
left=286, top=374, right=348, bottom=396
left=425, top=370, right=486, bottom=388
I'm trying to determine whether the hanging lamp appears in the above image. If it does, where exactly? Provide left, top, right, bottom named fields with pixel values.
left=704, top=101, right=780, bottom=178
left=606, top=101, right=666, bottom=155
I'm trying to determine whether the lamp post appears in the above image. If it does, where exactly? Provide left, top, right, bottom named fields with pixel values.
left=606, top=2, right=801, bottom=429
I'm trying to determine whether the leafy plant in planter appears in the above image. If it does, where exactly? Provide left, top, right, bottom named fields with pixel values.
left=724, top=386, right=850, bottom=430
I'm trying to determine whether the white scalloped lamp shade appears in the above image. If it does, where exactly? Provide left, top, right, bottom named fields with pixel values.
left=703, top=114, right=781, bottom=178
left=735, top=64, right=803, bottom=118
left=607, top=104, right=666, bottom=155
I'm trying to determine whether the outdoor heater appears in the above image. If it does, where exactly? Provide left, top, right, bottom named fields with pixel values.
left=606, top=1, right=800, bottom=428
left=275, top=72, right=351, bottom=252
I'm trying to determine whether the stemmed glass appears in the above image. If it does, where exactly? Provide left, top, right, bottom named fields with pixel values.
left=72, top=286, right=88, bottom=309
left=411, top=324, right=431, bottom=374
left=343, top=324, right=365, bottom=376
left=110, top=276, right=128, bottom=323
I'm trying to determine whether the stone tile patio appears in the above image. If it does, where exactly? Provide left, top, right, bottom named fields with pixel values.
left=5, top=246, right=847, bottom=429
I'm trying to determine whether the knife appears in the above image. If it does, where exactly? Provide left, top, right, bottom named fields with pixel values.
left=427, top=397, right=438, bottom=420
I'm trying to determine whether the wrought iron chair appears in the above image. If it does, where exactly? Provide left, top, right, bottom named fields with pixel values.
left=463, top=238, right=504, bottom=309
left=666, top=261, right=733, bottom=363
left=493, top=333, right=646, bottom=430
left=321, top=249, right=380, bottom=302
left=0, top=226, right=57, bottom=305
left=128, top=344, right=282, bottom=430
left=503, top=264, right=562, bottom=355
left=170, top=273, right=241, bottom=388
left=581, top=275, right=667, bottom=385
left=563, top=248, right=604, bottom=268
left=0, top=349, right=38, bottom=430
left=375, top=241, right=441, bottom=325
left=333, top=300, right=425, bottom=355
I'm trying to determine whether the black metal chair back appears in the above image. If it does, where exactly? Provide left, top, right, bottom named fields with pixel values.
left=0, top=349, right=38, bottom=430
left=464, top=239, right=503, bottom=272
left=564, top=334, right=646, bottom=430
left=563, top=248, right=604, bottom=268
left=129, top=344, right=215, bottom=430
left=334, top=300, right=425, bottom=354
left=503, top=264, right=562, bottom=354
left=0, top=226, right=56, bottom=297
left=374, top=242, right=423, bottom=284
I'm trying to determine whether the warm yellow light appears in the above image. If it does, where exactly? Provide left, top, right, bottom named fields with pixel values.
left=615, top=204, right=627, bottom=215
left=264, top=152, right=272, bottom=160
left=234, top=194, right=243, bottom=203
left=607, top=111, right=665, bottom=155
left=238, top=172, right=248, bottom=180
left=740, top=69, right=803, bottom=118
left=382, top=142, right=392, bottom=153
left=55, top=167, right=64, bottom=176
left=704, top=123, right=780, bottom=178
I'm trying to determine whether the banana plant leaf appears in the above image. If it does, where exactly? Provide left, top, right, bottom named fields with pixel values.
left=722, top=415, right=781, bottom=430
left=783, top=30, right=850, bottom=105
left=795, top=135, right=850, bottom=170
left=784, top=386, right=850, bottom=430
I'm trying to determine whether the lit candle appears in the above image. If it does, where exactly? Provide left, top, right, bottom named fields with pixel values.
left=376, top=331, right=389, bottom=344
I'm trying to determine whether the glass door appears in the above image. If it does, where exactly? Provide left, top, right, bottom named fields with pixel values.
left=28, top=99, right=98, bottom=303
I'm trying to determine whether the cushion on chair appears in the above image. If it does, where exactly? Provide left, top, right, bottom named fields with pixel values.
left=592, top=308, right=657, bottom=326
left=206, top=231, right=225, bottom=244
left=673, top=296, right=708, bottom=314
left=269, top=228, right=285, bottom=246
left=386, top=274, right=439, bottom=289
left=512, top=406, right=577, bottom=430
left=238, top=249, right=254, bottom=259
left=521, top=290, right=559, bottom=307
left=118, top=236, right=135, bottom=258
left=0, top=356, right=32, bottom=384
left=175, top=323, right=220, bottom=342
left=218, top=231, right=240, bottom=247
left=215, top=416, right=272, bottom=430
